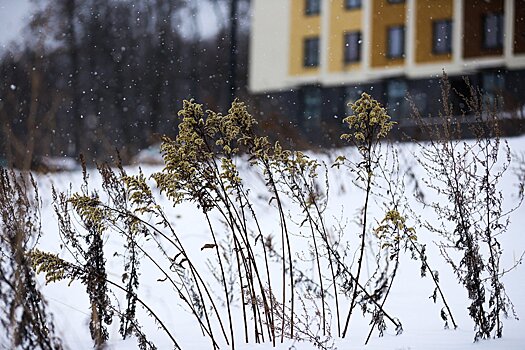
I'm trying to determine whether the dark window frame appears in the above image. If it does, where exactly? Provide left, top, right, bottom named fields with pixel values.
left=305, top=0, right=321, bottom=16
left=344, top=31, right=362, bottom=63
left=303, top=37, right=320, bottom=67
left=387, top=25, right=405, bottom=59
left=483, top=12, right=504, bottom=49
left=302, top=86, right=323, bottom=122
left=345, top=0, right=361, bottom=10
left=480, top=70, right=505, bottom=106
left=432, top=19, right=453, bottom=54
left=386, top=79, right=409, bottom=120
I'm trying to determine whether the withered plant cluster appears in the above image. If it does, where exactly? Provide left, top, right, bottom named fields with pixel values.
left=1, top=84, right=523, bottom=349
left=0, top=169, right=63, bottom=350
left=411, top=76, right=524, bottom=340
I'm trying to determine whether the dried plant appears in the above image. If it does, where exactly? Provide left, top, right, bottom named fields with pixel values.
left=248, top=286, right=336, bottom=350
left=410, top=74, right=523, bottom=341
left=21, top=88, right=523, bottom=349
left=333, top=93, right=399, bottom=337
left=0, top=168, right=63, bottom=350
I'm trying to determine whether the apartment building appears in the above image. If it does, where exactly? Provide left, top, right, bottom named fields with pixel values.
left=249, top=0, right=525, bottom=140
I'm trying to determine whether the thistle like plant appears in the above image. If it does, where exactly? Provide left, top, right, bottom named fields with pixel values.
left=341, top=92, right=395, bottom=156
left=336, top=93, right=401, bottom=338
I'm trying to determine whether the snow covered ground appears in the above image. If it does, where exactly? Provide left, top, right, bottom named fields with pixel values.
left=32, top=135, right=525, bottom=350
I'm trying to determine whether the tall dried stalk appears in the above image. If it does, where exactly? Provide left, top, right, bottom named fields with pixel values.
left=411, top=74, right=523, bottom=341
left=0, top=168, right=63, bottom=350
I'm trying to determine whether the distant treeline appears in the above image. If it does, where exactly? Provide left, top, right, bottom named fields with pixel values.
left=0, top=0, right=252, bottom=168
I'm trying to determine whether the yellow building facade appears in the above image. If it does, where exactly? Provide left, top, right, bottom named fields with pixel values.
left=414, top=0, right=454, bottom=64
left=248, top=0, right=525, bottom=140
left=327, top=0, right=363, bottom=73
left=250, top=0, right=525, bottom=93
left=289, top=0, right=322, bottom=76
left=370, top=0, right=406, bottom=68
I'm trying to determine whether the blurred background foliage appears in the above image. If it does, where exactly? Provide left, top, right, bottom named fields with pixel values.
left=0, top=0, right=270, bottom=169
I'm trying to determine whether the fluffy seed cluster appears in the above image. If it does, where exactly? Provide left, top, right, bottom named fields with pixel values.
left=341, top=92, right=395, bottom=145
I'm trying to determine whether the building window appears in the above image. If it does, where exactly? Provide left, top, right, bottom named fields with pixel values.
left=433, top=19, right=452, bottom=54
left=344, top=31, right=361, bottom=63
left=303, top=86, right=322, bottom=122
left=345, top=86, right=363, bottom=116
left=387, top=26, right=405, bottom=59
left=305, top=0, right=321, bottom=16
left=483, top=12, right=504, bottom=49
left=481, top=70, right=505, bottom=106
left=345, top=0, right=361, bottom=9
left=387, top=79, right=408, bottom=120
left=304, top=37, right=320, bottom=67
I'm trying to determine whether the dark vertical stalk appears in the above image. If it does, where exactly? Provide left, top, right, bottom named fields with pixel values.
left=204, top=214, right=236, bottom=350
left=343, top=136, right=373, bottom=337
left=309, top=222, right=326, bottom=335
left=264, top=167, right=295, bottom=341
left=311, top=199, right=341, bottom=337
